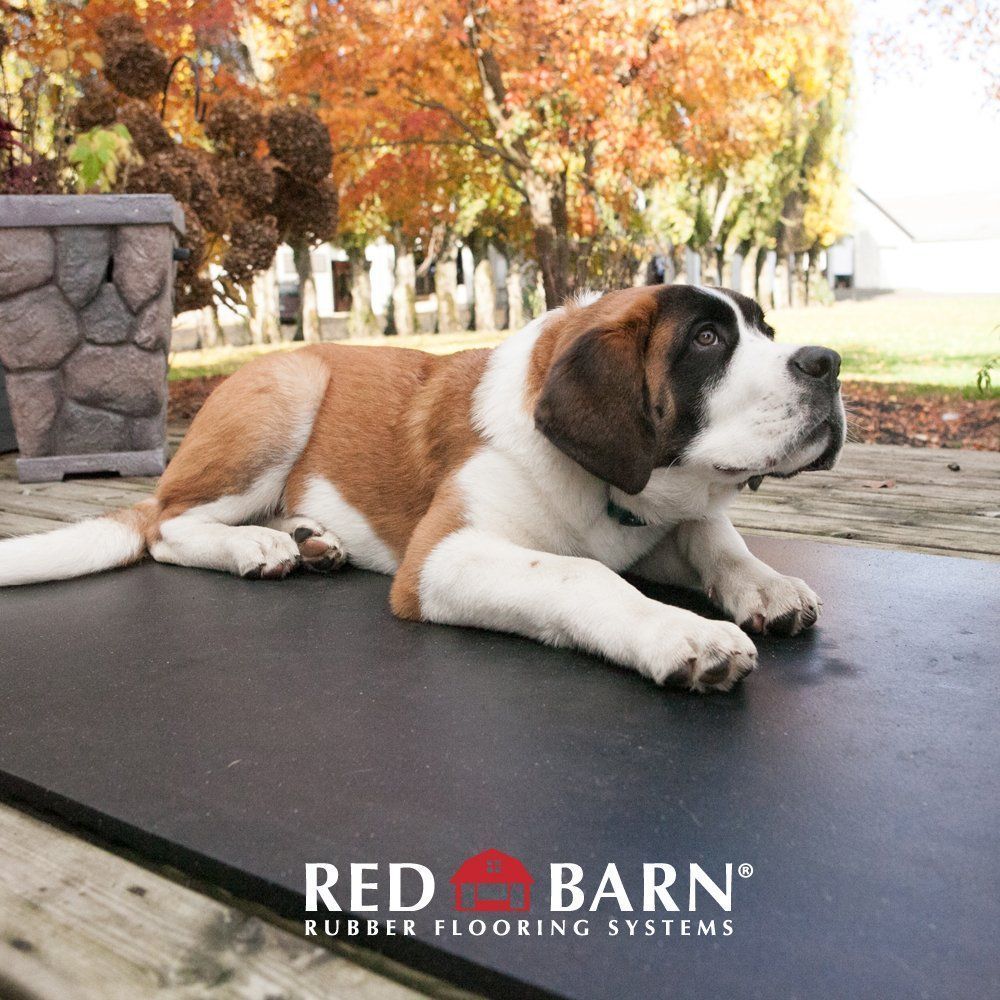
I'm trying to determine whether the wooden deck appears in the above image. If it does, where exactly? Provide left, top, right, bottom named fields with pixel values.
left=2, top=430, right=998, bottom=560
left=0, top=805, right=463, bottom=1000
left=730, top=441, right=1000, bottom=562
left=0, top=433, right=997, bottom=998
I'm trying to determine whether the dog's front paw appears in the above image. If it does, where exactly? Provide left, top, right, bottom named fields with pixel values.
left=709, top=565, right=821, bottom=637
left=237, top=527, right=301, bottom=580
left=640, top=612, right=758, bottom=693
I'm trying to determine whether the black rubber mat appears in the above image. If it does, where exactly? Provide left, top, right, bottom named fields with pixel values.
left=1, top=537, right=997, bottom=999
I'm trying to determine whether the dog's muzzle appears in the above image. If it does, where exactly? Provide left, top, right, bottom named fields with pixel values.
left=787, top=345, right=845, bottom=473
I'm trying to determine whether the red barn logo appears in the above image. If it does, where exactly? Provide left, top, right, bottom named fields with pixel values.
left=450, top=849, right=534, bottom=912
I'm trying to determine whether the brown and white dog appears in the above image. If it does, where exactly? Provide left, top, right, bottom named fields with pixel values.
left=0, top=285, right=844, bottom=692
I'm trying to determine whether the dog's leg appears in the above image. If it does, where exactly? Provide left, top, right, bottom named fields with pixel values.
left=393, top=525, right=757, bottom=693
left=635, top=516, right=820, bottom=636
left=151, top=516, right=301, bottom=579
left=267, top=516, right=346, bottom=573
left=627, top=527, right=703, bottom=591
left=148, top=347, right=333, bottom=581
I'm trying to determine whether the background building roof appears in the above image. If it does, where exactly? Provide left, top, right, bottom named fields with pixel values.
left=857, top=188, right=1000, bottom=243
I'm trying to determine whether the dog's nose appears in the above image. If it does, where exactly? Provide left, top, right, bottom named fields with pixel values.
left=790, top=346, right=841, bottom=385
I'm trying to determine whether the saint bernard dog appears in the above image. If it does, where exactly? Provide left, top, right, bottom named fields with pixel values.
left=0, top=285, right=845, bottom=692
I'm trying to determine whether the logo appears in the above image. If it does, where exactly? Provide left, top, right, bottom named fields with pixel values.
left=303, top=854, right=748, bottom=941
left=450, top=849, right=534, bottom=912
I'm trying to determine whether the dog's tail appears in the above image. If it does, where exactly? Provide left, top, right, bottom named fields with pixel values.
left=0, top=498, right=160, bottom=587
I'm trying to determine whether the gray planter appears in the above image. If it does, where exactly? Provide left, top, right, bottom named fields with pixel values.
left=0, top=194, right=184, bottom=482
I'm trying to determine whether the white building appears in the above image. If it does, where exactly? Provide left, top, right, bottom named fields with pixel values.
left=829, top=189, right=1000, bottom=294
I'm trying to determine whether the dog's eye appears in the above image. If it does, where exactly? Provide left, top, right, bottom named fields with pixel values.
left=694, top=327, right=718, bottom=347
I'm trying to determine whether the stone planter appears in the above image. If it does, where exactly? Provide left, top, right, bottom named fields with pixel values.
left=0, top=194, right=184, bottom=482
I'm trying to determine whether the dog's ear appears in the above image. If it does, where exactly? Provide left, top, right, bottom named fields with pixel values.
left=534, top=317, right=657, bottom=495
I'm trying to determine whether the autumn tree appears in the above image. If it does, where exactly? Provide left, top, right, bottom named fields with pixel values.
left=271, top=0, right=851, bottom=306
left=637, top=0, right=851, bottom=305
left=8, top=0, right=862, bottom=329
left=338, top=142, right=464, bottom=336
left=336, top=110, right=527, bottom=333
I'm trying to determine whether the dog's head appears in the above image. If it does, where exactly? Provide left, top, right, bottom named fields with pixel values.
left=533, top=285, right=845, bottom=495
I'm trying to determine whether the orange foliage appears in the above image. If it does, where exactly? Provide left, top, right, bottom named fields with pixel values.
left=7, top=0, right=856, bottom=300
left=270, top=0, right=853, bottom=300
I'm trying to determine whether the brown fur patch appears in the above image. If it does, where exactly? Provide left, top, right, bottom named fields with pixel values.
left=525, top=288, right=665, bottom=410
left=109, top=497, right=161, bottom=564
left=146, top=340, right=486, bottom=598
left=389, top=478, right=466, bottom=620
left=284, top=344, right=488, bottom=558
left=530, top=288, right=670, bottom=494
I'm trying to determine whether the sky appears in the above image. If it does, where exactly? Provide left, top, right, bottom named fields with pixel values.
left=850, top=0, right=1000, bottom=200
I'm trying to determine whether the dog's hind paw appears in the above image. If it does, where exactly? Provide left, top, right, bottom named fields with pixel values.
left=290, top=521, right=346, bottom=573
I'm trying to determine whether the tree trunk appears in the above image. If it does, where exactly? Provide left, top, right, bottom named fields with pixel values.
left=347, top=251, right=379, bottom=338
left=264, top=263, right=282, bottom=344
left=391, top=242, right=418, bottom=338
left=698, top=248, right=721, bottom=286
left=790, top=252, right=808, bottom=308
left=660, top=245, right=680, bottom=285
left=720, top=251, right=734, bottom=291
left=740, top=246, right=760, bottom=299
left=248, top=265, right=280, bottom=345
left=506, top=256, right=525, bottom=331
left=696, top=249, right=709, bottom=285
left=772, top=254, right=791, bottom=310
left=804, top=248, right=832, bottom=306
left=473, top=251, right=497, bottom=333
left=672, top=246, right=689, bottom=285
left=247, top=285, right=265, bottom=346
left=292, top=241, right=320, bottom=343
left=434, top=242, right=461, bottom=334
left=524, top=171, right=570, bottom=307
left=520, top=259, right=544, bottom=317
left=197, top=305, right=220, bottom=349
left=758, top=251, right=775, bottom=309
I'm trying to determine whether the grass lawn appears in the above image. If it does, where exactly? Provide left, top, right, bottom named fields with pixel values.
left=168, top=294, right=1000, bottom=397
left=767, top=294, right=999, bottom=396
left=168, top=329, right=504, bottom=381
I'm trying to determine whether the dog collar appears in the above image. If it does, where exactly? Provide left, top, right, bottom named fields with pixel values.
left=606, top=497, right=648, bottom=528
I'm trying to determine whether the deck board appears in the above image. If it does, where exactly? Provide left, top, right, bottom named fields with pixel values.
left=0, top=803, right=471, bottom=1000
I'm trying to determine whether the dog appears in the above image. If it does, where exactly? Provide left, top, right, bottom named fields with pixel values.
left=0, top=285, right=844, bottom=692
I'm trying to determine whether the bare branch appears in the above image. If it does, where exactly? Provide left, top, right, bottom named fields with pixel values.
left=401, top=86, right=529, bottom=170
left=676, top=0, right=737, bottom=27
left=617, top=0, right=737, bottom=86
left=335, top=138, right=484, bottom=155
left=462, top=2, right=534, bottom=171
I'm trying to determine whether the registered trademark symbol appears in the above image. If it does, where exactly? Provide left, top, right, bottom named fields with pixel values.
left=738, top=863, right=753, bottom=879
